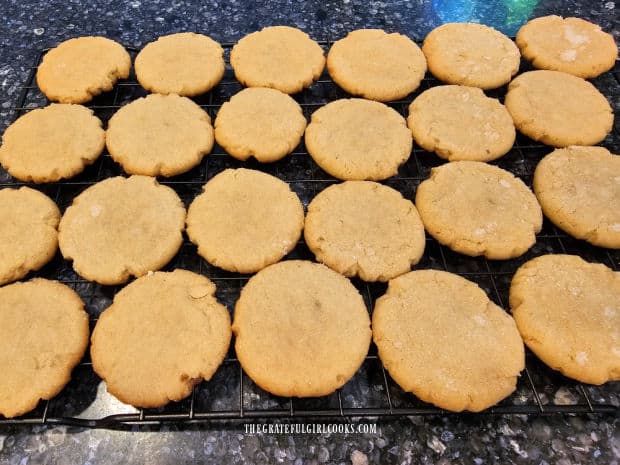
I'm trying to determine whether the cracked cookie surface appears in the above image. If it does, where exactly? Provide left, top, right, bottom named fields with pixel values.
left=415, top=161, right=542, bottom=259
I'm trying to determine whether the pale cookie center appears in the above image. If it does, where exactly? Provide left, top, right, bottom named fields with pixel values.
left=610, top=224, right=620, bottom=232
left=575, top=351, right=589, bottom=366
left=560, top=49, right=577, bottom=62
left=563, top=25, right=590, bottom=46
left=473, top=315, right=487, bottom=326
left=603, top=307, right=617, bottom=318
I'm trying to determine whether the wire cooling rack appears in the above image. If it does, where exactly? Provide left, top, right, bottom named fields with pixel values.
left=0, top=42, right=619, bottom=428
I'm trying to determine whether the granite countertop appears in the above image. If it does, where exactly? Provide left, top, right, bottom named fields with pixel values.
left=1, top=1, right=619, bottom=464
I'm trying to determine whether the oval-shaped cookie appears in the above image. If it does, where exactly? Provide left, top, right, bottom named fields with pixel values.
left=135, top=32, right=225, bottom=96
left=106, top=94, right=214, bottom=177
left=0, top=279, right=89, bottom=418
left=0, top=104, right=105, bottom=183
left=0, top=187, right=60, bottom=286
left=327, top=29, right=427, bottom=102
left=233, top=260, right=371, bottom=397
left=415, top=161, right=542, bottom=259
left=373, top=270, right=524, bottom=412
left=58, top=175, right=186, bottom=285
left=230, top=26, right=325, bottom=94
left=407, top=85, right=515, bottom=162
left=36, top=36, right=131, bottom=103
left=516, top=16, right=618, bottom=78
left=186, top=168, right=304, bottom=273
left=91, top=270, right=231, bottom=408
left=534, top=146, right=620, bottom=249
left=504, top=70, right=613, bottom=147
left=305, top=181, right=426, bottom=281
left=510, top=254, right=620, bottom=384
left=305, top=98, right=412, bottom=180
left=422, top=23, right=520, bottom=89
left=214, top=87, right=307, bottom=162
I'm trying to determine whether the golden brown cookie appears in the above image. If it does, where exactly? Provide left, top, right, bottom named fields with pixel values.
left=504, top=70, right=613, bottom=147
left=407, top=85, right=515, bottom=162
left=230, top=26, right=325, bottom=94
left=373, top=270, right=524, bottom=412
left=305, top=98, right=412, bottom=180
left=304, top=181, right=426, bottom=281
left=58, top=175, right=186, bottom=285
left=0, top=104, right=105, bottom=183
left=0, top=187, right=60, bottom=286
left=422, top=23, right=520, bottom=89
left=91, top=269, right=231, bottom=408
left=516, top=16, right=618, bottom=78
left=233, top=260, right=371, bottom=397
left=186, top=168, right=304, bottom=273
left=135, top=32, right=225, bottom=96
left=214, top=87, right=306, bottom=162
left=106, top=94, right=214, bottom=177
left=326, top=29, right=427, bottom=101
left=534, top=146, right=620, bottom=249
left=415, top=161, right=542, bottom=259
left=510, top=254, right=620, bottom=384
left=36, top=36, right=131, bottom=103
left=0, top=279, right=89, bottom=418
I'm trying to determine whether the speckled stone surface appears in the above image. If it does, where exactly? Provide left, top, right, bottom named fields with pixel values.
left=1, top=1, right=619, bottom=464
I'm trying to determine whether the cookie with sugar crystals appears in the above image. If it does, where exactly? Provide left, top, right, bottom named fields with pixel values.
left=0, top=187, right=60, bottom=286
left=305, top=181, right=426, bottom=281
left=214, top=87, right=306, bottom=162
left=0, top=104, right=105, bottom=183
left=533, top=146, right=620, bottom=249
left=186, top=168, right=304, bottom=273
left=504, top=70, right=613, bottom=147
left=106, top=94, right=214, bottom=177
left=510, top=254, right=620, bottom=384
left=91, top=269, right=231, bottom=408
left=230, top=26, right=325, bottom=94
left=305, top=98, right=412, bottom=180
left=422, top=23, right=520, bottom=89
left=373, top=270, right=524, bottom=412
left=58, top=175, right=186, bottom=285
left=0, top=279, right=89, bottom=418
left=233, top=260, right=371, bottom=397
left=415, top=161, right=542, bottom=259
left=407, top=85, right=515, bottom=162
left=327, top=29, right=427, bottom=101
left=36, top=36, right=131, bottom=103
left=135, top=32, right=225, bottom=96
left=516, top=16, right=617, bottom=78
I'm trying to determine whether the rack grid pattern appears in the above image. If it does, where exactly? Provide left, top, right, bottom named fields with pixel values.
left=0, top=42, right=618, bottom=428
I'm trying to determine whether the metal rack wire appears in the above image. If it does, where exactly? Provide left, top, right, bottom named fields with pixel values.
left=0, top=42, right=618, bottom=428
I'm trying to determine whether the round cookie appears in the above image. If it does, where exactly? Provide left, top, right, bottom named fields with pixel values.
left=214, top=87, right=306, bottom=162
left=0, top=279, right=89, bottom=418
left=0, top=104, right=105, bottom=183
left=304, top=181, right=426, bottom=281
left=186, top=168, right=304, bottom=273
left=230, top=26, right=325, bottom=94
left=504, top=70, right=613, bottom=147
left=305, top=98, right=412, bottom=180
left=233, top=260, right=371, bottom=397
left=91, top=270, right=231, bottom=407
left=326, top=29, right=427, bottom=102
left=36, top=36, right=131, bottom=103
left=106, top=94, right=214, bottom=177
left=415, top=161, right=542, bottom=259
left=510, top=254, right=620, bottom=384
left=407, top=85, right=515, bottom=162
left=373, top=270, right=524, bottom=412
left=422, top=23, right=520, bottom=89
left=135, top=32, right=225, bottom=96
left=58, top=175, right=186, bottom=285
left=534, top=146, right=620, bottom=249
left=516, top=16, right=618, bottom=78
left=0, top=187, right=60, bottom=286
